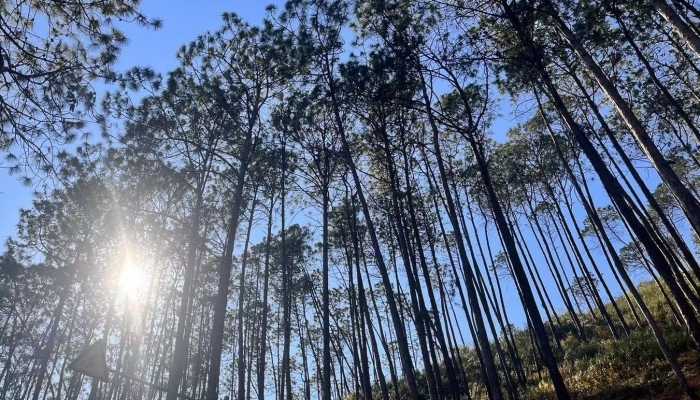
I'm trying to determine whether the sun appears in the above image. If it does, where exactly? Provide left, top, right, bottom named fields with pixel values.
left=117, top=262, right=149, bottom=299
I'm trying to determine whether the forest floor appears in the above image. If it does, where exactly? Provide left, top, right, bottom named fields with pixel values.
left=587, top=351, right=700, bottom=399
left=528, top=345, right=700, bottom=399
left=617, top=352, right=699, bottom=399
left=522, top=282, right=700, bottom=399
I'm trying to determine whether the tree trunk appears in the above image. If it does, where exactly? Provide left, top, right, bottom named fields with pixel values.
left=415, top=66, right=504, bottom=399
left=547, top=2, right=700, bottom=238
left=443, top=60, right=569, bottom=397
left=206, top=131, right=255, bottom=400
left=653, top=0, right=700, bottom=57
left=31, top=291, right=67, bottom=400
left=321, top=174, right=331, bottom=400
left=323, top=56, right=421, bottom=398
left=257, top=195, right=275, bottom=400
left=503, top=0, right=700, bottom=351
left=237, top=189, right=259, bottom=400
left=167, top=182, right=206, bottom=400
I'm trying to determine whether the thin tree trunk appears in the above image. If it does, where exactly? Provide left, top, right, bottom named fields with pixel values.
left=257, top=194, right=275, bottom=400
left=442, top=68, right=569, bottom=398
left=237, top=189, right=259, bottom=400
left=323, top=55, right=420, bottom=399
left=166, top=180, right=207, bottom=400
left=206, top=130, right=255, bottom=400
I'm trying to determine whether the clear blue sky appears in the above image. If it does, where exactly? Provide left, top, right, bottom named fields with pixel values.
left=0, top=1, right=281, bottom=246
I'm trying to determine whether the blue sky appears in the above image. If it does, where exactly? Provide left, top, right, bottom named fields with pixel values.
left=0, top=1, right=281, bottom=245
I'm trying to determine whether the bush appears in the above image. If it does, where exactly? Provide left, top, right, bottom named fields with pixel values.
left=524, top=282, right=698, bottom=399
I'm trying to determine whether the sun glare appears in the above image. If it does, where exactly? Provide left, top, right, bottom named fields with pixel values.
left=118, top=262, right=149, bottom=299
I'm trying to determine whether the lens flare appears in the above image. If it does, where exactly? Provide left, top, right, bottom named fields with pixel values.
left=117, top=261, right=148, bottom=299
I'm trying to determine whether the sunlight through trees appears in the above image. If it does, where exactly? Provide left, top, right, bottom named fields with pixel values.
left=2, top=0, right=700, bottom=399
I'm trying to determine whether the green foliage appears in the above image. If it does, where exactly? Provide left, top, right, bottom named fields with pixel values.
left=1, top=0, right=159, bottom=175
left=386, top=281, right=698, bottom=400
left=526, top=282, right=696, bottom=399
left=554, top=328, right=691, bottom=398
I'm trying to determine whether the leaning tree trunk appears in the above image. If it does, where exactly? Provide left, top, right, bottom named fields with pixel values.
left=322, top=55, right=421, bottom=399
left=445, top=67, right=569, bottom=399
left=376, top=122, right=440, bottom=400
left=31, top=290, right=68, bottom=400
left=400, top=140, right=461, bottom=399
left=652, top=0, right=700, bottom=57
left=533, top=92, right=697, bottom=397
left=503, top=0, right=700, bottom=350
left=166, top=179, right=207, bottom=400
left=568, top=69, right=700, bottom=282
left=348, top=204, right=390, bottom=400
left=418, top=73, right=504, bottom=400
left=470, top=140, right=569, bottom=400
left=547, top=2, right=700, bottom=238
